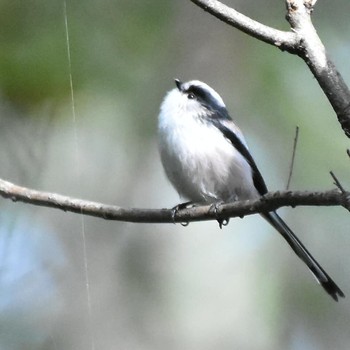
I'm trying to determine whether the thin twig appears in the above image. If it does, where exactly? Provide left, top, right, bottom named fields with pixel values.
left=330, top=171, right=346, bottom=193
left=286, top=126, right=300, bottom=190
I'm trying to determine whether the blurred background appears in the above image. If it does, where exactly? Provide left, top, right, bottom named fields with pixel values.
left=0, top=0, right=349, bottom=349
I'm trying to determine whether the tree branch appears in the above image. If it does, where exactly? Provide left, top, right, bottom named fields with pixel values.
left=189, top=0, right=350, bottom=138
left=285, top=0, right=350, bottom=138
left=0, top=178, right=348, bottom=224
left=330, top=171, right=346, bottom=194
left=286, top=126, right=300, bottom=190
left=189, top=0, right=298, bottom=51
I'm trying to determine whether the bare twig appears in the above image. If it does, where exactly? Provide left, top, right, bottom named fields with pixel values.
left=189, top=0, right=350, bottom=138
left=330, top=171, right=346, bottom=194
left=0, top=178, right=349, bottom=224
left=347, top=149, right=350, bottom=158
left=286, top=126, right=300, bottom=190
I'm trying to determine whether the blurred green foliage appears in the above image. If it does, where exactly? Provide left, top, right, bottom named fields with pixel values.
left=0, top=0, right=172, bottom=107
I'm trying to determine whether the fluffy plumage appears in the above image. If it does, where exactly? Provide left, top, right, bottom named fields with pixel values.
left=158, top=79, right=344, bottom=301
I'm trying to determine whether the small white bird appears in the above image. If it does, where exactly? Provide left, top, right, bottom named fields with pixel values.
left=158, top=79, right=344, bottom=301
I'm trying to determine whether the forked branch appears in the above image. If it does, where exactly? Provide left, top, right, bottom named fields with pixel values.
left=190, top=0, right=350, bottom=138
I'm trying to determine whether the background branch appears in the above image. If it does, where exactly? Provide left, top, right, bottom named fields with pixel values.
left=285, top=0, right=350, bottom=138
left=0, top=178, right=348, bottom=224
left=286, top=126, right=300, bottom=190
left=190, top=0, right=350, bottom=138
left=189, top=0, right=297, bottom=51
left=330, top=171, right=346, bottom=194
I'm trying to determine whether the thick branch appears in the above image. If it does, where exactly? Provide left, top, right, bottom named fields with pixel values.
left=285, top=0, right=350, bottom=138
left=0, top=178, right=348, bottom=224
left=189, top=0, right=350, bottom=138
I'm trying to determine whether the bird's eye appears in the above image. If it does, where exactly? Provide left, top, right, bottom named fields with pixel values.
left=187, top=93, right=195, bottom=100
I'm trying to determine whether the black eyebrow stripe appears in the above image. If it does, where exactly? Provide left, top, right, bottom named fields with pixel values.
left=186, top=85, right=231, bottom=120
left=185, top=85, right=210, bottom=100
left=186, top=85, right=209, bottom=97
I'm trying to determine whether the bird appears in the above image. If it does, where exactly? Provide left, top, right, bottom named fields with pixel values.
left=157, top=78, right=345, bottom=301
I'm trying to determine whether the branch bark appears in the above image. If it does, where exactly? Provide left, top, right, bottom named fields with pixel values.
left=189, top=0, right=297, bottom=51
left=189, top=0, right=350, bottom=138
left=0, top=178, right=349, bottom=224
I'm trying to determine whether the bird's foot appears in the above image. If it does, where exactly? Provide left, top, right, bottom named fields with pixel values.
left=209, top=202, right=229, bottom=229
left=171, top=201, right=195, bottom=226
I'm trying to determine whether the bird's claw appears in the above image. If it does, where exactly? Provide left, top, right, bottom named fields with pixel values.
left=171, top=201, right=194, bottom=225
left=209, top=202, right=229, bottom=229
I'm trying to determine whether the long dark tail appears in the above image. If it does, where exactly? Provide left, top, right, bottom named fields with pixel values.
left=262, top=211, right=344, bottom=301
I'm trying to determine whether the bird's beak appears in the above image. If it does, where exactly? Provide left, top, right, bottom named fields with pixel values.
left=174, top=79, right=183, bottom=91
